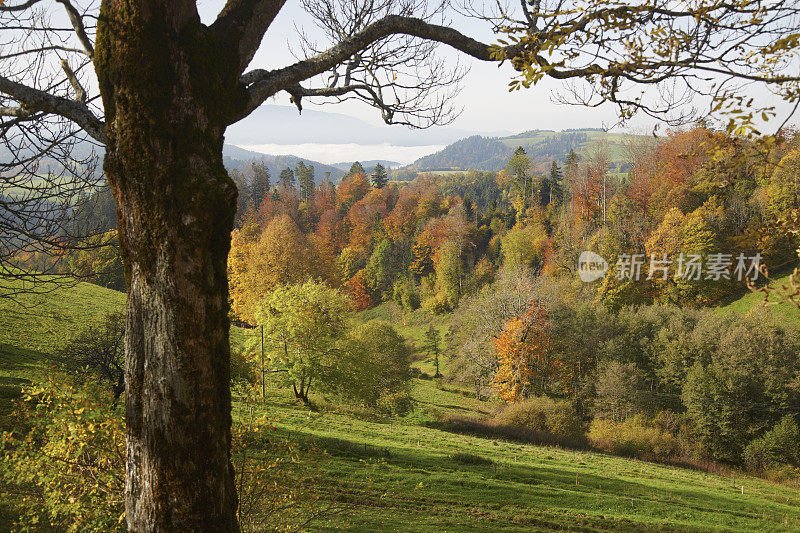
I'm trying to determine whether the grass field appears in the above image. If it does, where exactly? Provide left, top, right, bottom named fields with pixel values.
left=496, top=130, right=637, bottom=164
left=719, top=270, right=800, bottom=329
left=2, top=279, right=800, bottom=531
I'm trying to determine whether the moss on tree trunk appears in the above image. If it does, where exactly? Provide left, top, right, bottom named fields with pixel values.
left=95, top=1, right=245, bottom=529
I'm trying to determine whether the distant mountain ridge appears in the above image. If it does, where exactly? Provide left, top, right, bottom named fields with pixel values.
left=223, top=145, right=402, bottom=184
left=406, top=129, right=640, bottom=172
left=226, top=105, right=511, bottom=147
left=223, top=146, right=346, bottom=183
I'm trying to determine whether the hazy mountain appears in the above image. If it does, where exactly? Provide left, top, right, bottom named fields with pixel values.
left=226, top=105, right=511, bottom=147
left=407, top=129, right=640, bottom=172
left=330, top=160, right=402, bottom=172
left=223, top=148, right=346, bottom=183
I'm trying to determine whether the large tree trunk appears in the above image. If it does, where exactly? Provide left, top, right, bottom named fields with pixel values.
left=95, top=2, right=245, bottom=530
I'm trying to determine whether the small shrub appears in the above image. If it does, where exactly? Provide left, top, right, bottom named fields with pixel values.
left=496, top=398, right=548, bottom=433
left=377, top=390, right=414, bottom=416
left=763, top=465, right=800, bottom=484
left=231, top=345, right=256, bottom=384
left=588, top=415, right=685, bottom=460
left=57, top=312, right=125, bottom=402
left=495, top=397, right=587, bottom=443
left=432, top=407, right=586, bottom=449
left=0, top=380, right=125, bottom=532
left=654, top=409, right=683, bottom=435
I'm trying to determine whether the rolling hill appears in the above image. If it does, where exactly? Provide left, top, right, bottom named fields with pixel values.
left=3, top=278, right=800, bottom=531
left=407, top=128, right=641, bottom=172
left=222, top=146, right=347, bottom=183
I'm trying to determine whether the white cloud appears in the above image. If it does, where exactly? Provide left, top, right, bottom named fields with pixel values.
left=237, top=143, right=445, bottom=166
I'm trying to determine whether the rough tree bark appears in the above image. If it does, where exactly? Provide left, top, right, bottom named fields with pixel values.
left=95, top=2, right=245, bottom=529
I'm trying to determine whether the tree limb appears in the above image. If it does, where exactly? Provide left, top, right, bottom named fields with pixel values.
left=212, top=0, right=288, bottom=73
left=0, top=74, right=105, bottom=143
left=60, top=59, right=87, bottom=103
left=235, top=14, right=518, bottom=122
left=0, top=0, right=43, bottom=12
left=56, top=0, right=95, bottom=59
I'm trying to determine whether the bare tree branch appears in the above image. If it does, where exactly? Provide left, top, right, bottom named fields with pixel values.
left=0, top=74, right=105, bottom=143
left=56, top=0, right=95, bottom=58
left=236, top=14, right=509, bottom=122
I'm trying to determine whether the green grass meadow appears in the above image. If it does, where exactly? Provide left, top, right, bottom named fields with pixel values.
left=2, top=279, right=800, bottom=531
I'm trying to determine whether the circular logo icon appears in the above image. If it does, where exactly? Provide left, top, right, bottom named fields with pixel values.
left=578, top=251, right=608, bottom=282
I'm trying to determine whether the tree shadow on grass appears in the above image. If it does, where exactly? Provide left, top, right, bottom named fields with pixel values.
left=0, top=343, right=50, bottom=377
left=280, top=426, right=800, bottom=532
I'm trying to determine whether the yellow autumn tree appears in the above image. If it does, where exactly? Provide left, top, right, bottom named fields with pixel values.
left=229, top=214, right=314, bottom=322
left=493, top=302, right=550, bottom=403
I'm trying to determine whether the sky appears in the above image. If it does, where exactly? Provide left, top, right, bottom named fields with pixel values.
left=194, top=1, right=643, bottom=134
left=198, top=1, right=798, bottom=165
left=193, top=0, right=798, bottom=138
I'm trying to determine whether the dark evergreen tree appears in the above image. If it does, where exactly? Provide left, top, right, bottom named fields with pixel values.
left=463, top=197, right=474, bottom=221
left=549, top=161, right=563, bottom=205
left=538, top=175, right=551, bottom=208
left=565, top=149, right=579, bottom=168
left=348, top=161, right=365, bottom=177
left=250, top=161, right=270, bottom=209
left=372, top=163, right=388, bottom=188
left=278, top=167, right=296, bottom=190
left=296, top=161, right=315, bottom=203
left=229, top=169, right=251, bottom=225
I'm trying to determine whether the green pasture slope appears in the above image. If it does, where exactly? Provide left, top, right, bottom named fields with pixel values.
left=719, top=271, right=800, bottom=329
left=496, top=129, right=636, bottom=163
left=1, top=280, right=800, bottom=531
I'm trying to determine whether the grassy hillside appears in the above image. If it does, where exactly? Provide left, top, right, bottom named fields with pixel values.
left=0, top=281, right=124, bottom=384
left=2, top=281, right=800, bottom=531
left=719, top=271, right=800, bottom=329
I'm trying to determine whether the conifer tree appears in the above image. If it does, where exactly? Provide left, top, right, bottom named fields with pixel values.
left=278, top=167, right=296, bottom=190
left=250, top=161, right=271, bottom=209
left=549, top=161, right=563, bottom=205
left=348, top=161, right=366, bottom=177
left=372, top=163, right=389, bottom=188
left=296, top=161, right=315, bottom=203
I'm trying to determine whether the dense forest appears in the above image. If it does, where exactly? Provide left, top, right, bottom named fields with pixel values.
left=210, top=126, right=800, bottom=474
left=408, top=135, right=512, bottom=171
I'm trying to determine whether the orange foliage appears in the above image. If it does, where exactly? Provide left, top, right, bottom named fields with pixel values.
left=345, top=269, right=373, bottom=311
left=345, top=187, right=392, bottom=249
left=337, top=173, right=371, bottom=212
left=314, top=207, right=345, bottom=254
left=256, top=189, right=301, bottom=229
left=306, top=180, right=337, bottom=230
left=493, top=301, right=550, bottom=403
left=627, top=128, right=727, bottom=219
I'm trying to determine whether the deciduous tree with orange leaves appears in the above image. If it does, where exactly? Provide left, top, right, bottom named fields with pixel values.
left=493, top=301, right=550, bottom=403
left=345, top=270, right=373, bottom=311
